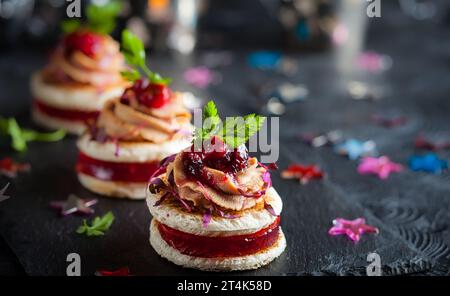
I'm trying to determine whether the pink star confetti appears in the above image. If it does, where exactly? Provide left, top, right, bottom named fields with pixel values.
left=356, top=51, right=392, bottom=73
left=95, top=267, right=131, bottom=276
left=183, top=66, right=219, bottom=88
left=357, top=156, right=403, bottom=179
left=328, top=218, right=379, bottom=243
left=50, top=194, right=98, bottom=216
left=0, top=158, right=30, bottom=178
left=281, top=164, right=324, bottom=184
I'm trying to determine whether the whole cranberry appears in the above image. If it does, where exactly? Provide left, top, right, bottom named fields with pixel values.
left=134, top=81, right=170, bottom=109
left=148, top=83, right=171, bottom=108
left=64, top=31, right=102, bottom=58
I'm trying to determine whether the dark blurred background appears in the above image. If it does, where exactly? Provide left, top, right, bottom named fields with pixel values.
left=1, top=0, right=447, bottom=53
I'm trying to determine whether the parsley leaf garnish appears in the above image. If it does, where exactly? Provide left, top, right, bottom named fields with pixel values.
left=120, top=30, right=171, bottom=85
left=193, top=101, right=266, bottom=148
left=76, top=211, right=115, bottom=237
left=0, top=117, right=66, bottom=152
left=61, top=1, right=122, bottom=35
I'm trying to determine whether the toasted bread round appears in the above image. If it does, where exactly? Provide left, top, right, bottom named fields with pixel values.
left=150, top=218, right=286, bottom=272
left=31, top=71, right=127, bottom=111
left=78, top=173, right=147, bottom=199
left=77, top=133, right=192, bottom=163
left=32, top=108, right=87, bottom=135
left=147, top=187, right=282, bottom=236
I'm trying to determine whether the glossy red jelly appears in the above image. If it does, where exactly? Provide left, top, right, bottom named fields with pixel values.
left=157, top=217, right=280, bottom=258
left=76, top=152, right=160, bottom=183
left=123, top=79, right=171, bottom=109
left=34, top=100, right=100, bottom=122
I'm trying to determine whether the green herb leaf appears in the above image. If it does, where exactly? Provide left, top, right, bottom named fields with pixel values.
left=86, top=0, right=122, bottom=34
left=61, top=19, right=81, bottom=34
left=120, top=29, right=171, bottom=85
left=120, top=70, right=141, bottom=82
left=76, top=211, right=115, bottom=237
left=193, top=101, right=266, bottom=148
left=0, top=117, right=66, bottom=152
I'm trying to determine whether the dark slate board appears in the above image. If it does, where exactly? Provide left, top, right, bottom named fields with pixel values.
left=0, top=3, right=449, bottom=275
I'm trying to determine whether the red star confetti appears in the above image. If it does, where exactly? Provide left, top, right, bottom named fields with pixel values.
left=0, top=183, right=10, bottom=203
left=50, top=194, right=98, bottom=216
left=95, top=267, right=131, bottom=276
left=357, top=156, right=403, bottom=180
left=414, top=134, right=450, bottom=151
left=281, top=164, right=324, bottom=184
left=371, top=113, right=407, bottom=128
left=328, top=218, right=379, bottom=243
left=0, top=158, right=30, bottom=178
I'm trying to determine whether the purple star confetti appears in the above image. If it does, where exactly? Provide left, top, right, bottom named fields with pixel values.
left=183, top=66, right=220, bottom=89
left=0, top=183, right=10, bottom=203
left=358, top=156, right=403, bottom=179
left=328, top=218, right=379, bottom=243
left=201, top=51, right=233, bottom=68
left=50, top=194, right=98, bottom=216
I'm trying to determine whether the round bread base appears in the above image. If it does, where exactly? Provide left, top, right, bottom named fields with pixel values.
left=78, top=173, right=147, bottom=200
left=149, top=219, right=286, bottom=272
left=32, top=108, right=87, bottom=135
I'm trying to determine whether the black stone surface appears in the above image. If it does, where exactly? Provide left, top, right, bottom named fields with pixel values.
left=0, top=3, right=449, bottom=275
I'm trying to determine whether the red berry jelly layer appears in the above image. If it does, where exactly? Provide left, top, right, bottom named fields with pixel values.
left=34, top=99, right=100, bottom=122
left=76, top=151, right=160, bottom=183
left=157, top=216, right=281, bottom=258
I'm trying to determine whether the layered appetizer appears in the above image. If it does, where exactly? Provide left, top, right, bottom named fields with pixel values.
left=76, top=31, right=192, bottom=199
left=31, top=2, right=127, bottom=134
left=147, top=101, right=285, bottom=271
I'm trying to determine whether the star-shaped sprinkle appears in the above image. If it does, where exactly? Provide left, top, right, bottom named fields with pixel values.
left=273, top=82, right=308, bottom=104
left=357, top=156, right=403, bottom=179
left=328, top=218, right=379, bottom=243
left=334, top=139, right=377, bottom=160
left=50, top=194, right=98, bottom=216
left=95, top=267, right=131, bottom=276
left=281, top=164, right=324, bottom=184
left=414, top=134, right=450, bottom=151
left=247, top=51, right=282, bottom=70
left=0, top=158, right=30, bottom=178
left=0, top=183, right=10, bottom=203
left=356, top=51, right=392, bottom=73
left=300, top=130, right=343, bottom=148
left=409, top=153, right=448, bottom=174
left=371, top=113, right=407, bottom=128
left=183, top=66, right=220, bottom=88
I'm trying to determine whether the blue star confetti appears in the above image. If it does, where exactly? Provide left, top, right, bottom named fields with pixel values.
left=409, top=153, right=448, bottom=174
left=334, top=139, right=378, bottom=160
left=247, top=51, right=282, bottom=70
